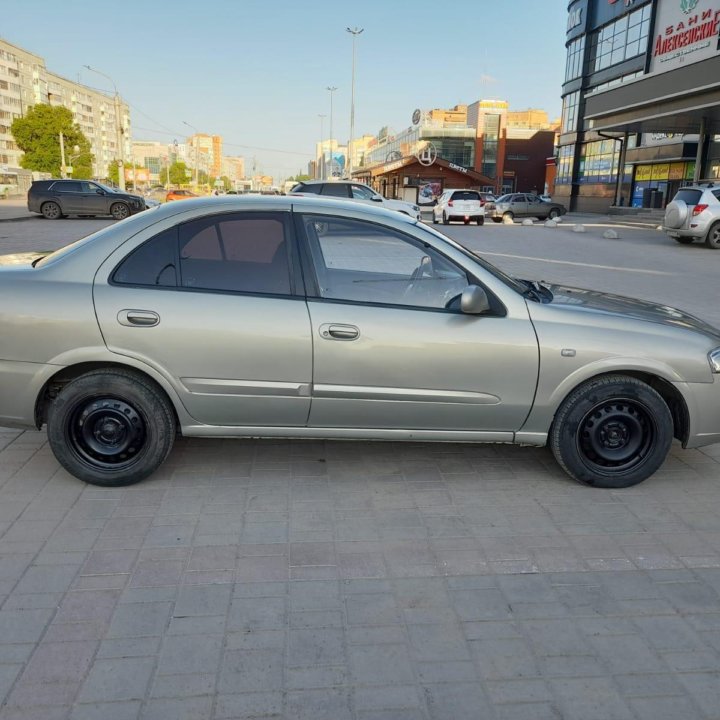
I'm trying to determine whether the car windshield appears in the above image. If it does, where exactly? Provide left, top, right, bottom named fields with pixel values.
left=419, top=224, right=528, bottom=295
left=93, top=182, right=118, bottom=193
left=496, top=194, right=511, bottom=202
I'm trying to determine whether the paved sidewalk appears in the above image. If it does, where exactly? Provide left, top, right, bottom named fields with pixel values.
left=0, top=428, right=720, bottom=719
left=0, top=196, right=34, bottom=222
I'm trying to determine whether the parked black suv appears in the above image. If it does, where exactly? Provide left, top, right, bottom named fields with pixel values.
left=28, top=180, right=147, bottom=220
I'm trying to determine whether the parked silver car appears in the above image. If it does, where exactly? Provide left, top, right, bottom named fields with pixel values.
left=663, top=183, right=720, bottom=248
left=490, top=193, right=567, bottom=222
left=1, top=195, right=720, bottom=488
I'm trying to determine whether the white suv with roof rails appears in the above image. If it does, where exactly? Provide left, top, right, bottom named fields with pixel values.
left=290, top=180, right=421, bottom=221
left=663, top=183, right=720, bottom=248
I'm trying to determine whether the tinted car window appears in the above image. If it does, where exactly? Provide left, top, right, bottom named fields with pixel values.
left=113, top=229, right=178, bottom=287
left=294, top=183, right=321, bottom=194
left=179, top=213, right=291, bottom=295
left=321, top=183, right=348, bottom=198
left=450, top=191, right=480, bottom=201
left=302, top=214, right=467, bottom=310
left=674, top=189, right=702, bottom=205
left=56, top=181, right=82, bottom=193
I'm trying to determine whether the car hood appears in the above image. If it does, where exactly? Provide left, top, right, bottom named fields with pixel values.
left=543, top=283, right=720, bottom=340
left=384, top=198, right=418, bottom=212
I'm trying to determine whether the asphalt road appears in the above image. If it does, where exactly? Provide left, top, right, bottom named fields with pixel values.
left=1, top=213, right=720, bottom=719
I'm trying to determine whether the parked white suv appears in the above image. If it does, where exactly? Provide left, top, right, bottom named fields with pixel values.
left=432, top=189, right=485, bottom=226
left=663, top=183, right=720, bottom=248
left=290, top=181, right=421, bottom=220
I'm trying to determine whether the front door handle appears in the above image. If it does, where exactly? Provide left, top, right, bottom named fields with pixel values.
left=117, top=309, right=160, bottom=327
left=319, top=323, right=360, bottom=341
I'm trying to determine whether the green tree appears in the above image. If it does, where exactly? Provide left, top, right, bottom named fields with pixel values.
left=107, top=160, right=133, bottom=186
left=288, top=173, right=311, bottom=182
left=166, top=161, right=190, bottom=186
left=11, top=104, right=93, bottom=178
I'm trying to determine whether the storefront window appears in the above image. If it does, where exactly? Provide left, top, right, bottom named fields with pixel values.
left=556, top=145, right=574, bottom=185
left=482, top=115, right=500, bottom=178
left=589, top=4, right=651, bottom=72
left=577, top=140, right=619, bottom=184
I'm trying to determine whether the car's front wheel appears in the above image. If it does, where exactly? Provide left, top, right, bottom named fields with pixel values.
left=705, top=222, right=720, bottom=249
left=41, top=201, right=63, bottom=220
left=47, top=369, right=176, bottom=486
left=550, top=374, right=673, bottom=488
left=110, top=202, right=130, bottom=220
left=442, top=213, right=449, bottom=225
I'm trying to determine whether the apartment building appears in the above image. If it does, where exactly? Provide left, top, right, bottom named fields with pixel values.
left=0, top=37, right=130, bottom=182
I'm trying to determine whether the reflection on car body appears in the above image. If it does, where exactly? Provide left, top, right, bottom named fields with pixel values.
left=2, top=196, right=720, bottom=490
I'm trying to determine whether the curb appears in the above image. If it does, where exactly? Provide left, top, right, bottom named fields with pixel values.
left=0, top=216, right=36, bottom=223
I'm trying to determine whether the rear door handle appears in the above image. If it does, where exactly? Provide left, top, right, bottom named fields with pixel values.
left=117, top=309, right=160, bottom=327
left=319, top=323, right=360, bottom=341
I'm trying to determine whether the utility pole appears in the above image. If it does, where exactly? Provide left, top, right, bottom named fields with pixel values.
left=59, top=132, right=67, bottom=178
left=346, top=27, right=363, bottom=178
left=327, top=86, right=337, bottom=178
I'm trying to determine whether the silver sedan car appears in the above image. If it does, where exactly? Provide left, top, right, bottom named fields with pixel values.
left=1, top=196, right=720, bottom=488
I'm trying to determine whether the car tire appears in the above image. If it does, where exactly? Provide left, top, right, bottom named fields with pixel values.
left=110, top=202, right=130, bottom=220
left=47, top=369, right=176, bottom=487
left=442, top=213, right=449, bottom=225
left=503, top=211, right=514, bottom=222
left=476, top=217, right=484, bottom=226
left=550, top=374, right=673, bottom=489
left=492, top=218, right=501, bottom=223
left=41, top=201, right=62, bottom=220
left=705, top=222, right=720, bottom=249
left=548, top=209, right=560, bottom=219
left=674, top=237, right=694, bottom=245
left=432, top=213, right=438, bottom=224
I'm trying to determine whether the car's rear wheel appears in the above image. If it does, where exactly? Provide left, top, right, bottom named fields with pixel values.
left=548, top=208, right=560, bottom=219
left=110, top=202, right=130, bottom=220
left=476, top=217, right=484, bottom=226
left=47, top=369, right=176, bottom=486
left=674, top=237, right=694, bottom=244
left=442, top=213, right=449, bottom=225
left=705, top=222, right=720, bottom=249
left=432, top=213, right=438, bottom=224
left=41, top=201, right=62, bottom=220
left=550, top=374, right=673, bottom=488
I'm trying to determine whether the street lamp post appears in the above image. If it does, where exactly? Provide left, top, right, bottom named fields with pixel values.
left=83, top=65, right=125, bottom=190
left=346, top=27, right=363, bottom=178
left=317, top=114, right=326, bottom=179
left=326, top=86, right=337, bottom=178
left=182, top=121, right=199, bottom=187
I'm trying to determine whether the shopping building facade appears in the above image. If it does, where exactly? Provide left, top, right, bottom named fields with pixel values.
left=558, top=0, right=720, bottom=212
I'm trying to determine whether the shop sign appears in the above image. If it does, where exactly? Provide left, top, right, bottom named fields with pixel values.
left=685, top=160, right=697, bottom=178
left=567, top=0, right=588, bottom=38
left=381, top=160, right=404, bottom=174
left=448, top=162, right=468, bottom=174
left=635, top=165, right=653, bottom=180
left=668, top=162, right=686, bottom=179
left=649, top=0, right=720, bottom=74
left=651, top=163, right=671, bottom=179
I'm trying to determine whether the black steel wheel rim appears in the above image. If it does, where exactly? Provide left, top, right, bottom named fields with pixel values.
left=576, top=397, right=655, bottom=474
left=66, top=396, right=147, bottom=471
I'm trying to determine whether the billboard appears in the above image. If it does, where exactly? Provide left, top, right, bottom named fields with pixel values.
left=649, top=0, right=720, bottom=74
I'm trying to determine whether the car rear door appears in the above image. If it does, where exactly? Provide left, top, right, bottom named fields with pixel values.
left=53, top=181, right=84, bottom=213
left=93, top=210, right=313, bottom=427
left=297, top=212, right=539, bottom=432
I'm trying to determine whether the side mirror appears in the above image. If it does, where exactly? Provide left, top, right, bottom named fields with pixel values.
left=460, top=285, right=490, bottom=315
left=371, top=195, right=383, bottom=202
left=96, top=189, right=105, bottom=195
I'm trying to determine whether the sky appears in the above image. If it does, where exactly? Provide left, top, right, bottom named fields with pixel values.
left=3, top=0, right=568, bottom=182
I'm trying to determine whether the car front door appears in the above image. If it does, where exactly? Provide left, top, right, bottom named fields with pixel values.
left=93, top=211, right=312, bottom=427
left=297, top=213, right=539, bottom=432
left=82, top=182, right=111, bottom=215
left=526, top=195, right=548, bottom=218
left=509, top=194, right=528, bottom=217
